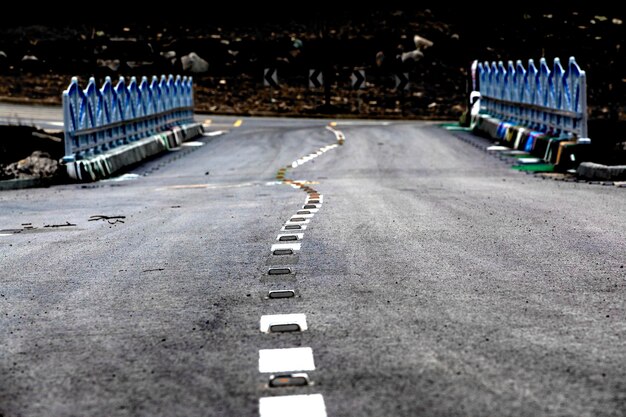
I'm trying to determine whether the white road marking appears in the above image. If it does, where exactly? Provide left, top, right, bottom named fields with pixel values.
left=286, top=219, right=310, bottom=225
left=486, top=145, right=510, bottom=151
left=46, top=121, right=65, bottom=127
left=276, top=233, right=304, bottom=241
left=159, top=182, right=254, bottom=191
left=259, top=347, right=315, bottom=372
left=181, top=141, right=204, bottom=147
left=259, top=394, right=327, bottom=417
left=271, top=243, right=302, bottom=252
left=281, top=225, right=307, bottom=231
left=0, top=233, right=13, bottom=237
left=103, top=173, right=140, bottom=182
left=292, top=213, right=314, bottom=219
left=260, top=313, right=308, bottom=333
left=203, top=130, right=225, bottom=137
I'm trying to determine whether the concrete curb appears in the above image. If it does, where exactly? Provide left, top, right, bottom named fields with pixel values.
left=577, top=162, right=626, bottom=180
left=472, top=114, right=589, bottom=172
left=65, top=123, right=204, bottom=181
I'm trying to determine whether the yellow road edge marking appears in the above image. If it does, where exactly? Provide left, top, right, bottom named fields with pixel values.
left=233, top=119, right=243, bottom=127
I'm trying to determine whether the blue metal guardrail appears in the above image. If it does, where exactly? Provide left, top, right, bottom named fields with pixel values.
left=62, top=74, right=194, bottom=162
left=476, top=57, right=588, bottom=139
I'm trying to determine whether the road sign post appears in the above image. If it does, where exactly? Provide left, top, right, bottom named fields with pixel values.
left=263, top=67, right=279, bottom=106
left=394, top=72, right=409, bottom=116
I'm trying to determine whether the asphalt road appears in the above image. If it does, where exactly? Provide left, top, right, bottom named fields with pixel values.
left=1, top=114, right=625, bottom=417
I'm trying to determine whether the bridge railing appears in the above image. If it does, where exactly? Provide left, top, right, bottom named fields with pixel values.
left=62, top=74, right=194, bottom=162
left=476, top=57, right=588, bottom=139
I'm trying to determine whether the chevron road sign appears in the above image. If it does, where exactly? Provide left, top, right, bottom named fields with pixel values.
left=351, top=69, right=365, bottom=89
left=264, top=68, right=279, bottom=88
left=394, top=72, right=409, bottom=91
left=309, top=69, right=323, bottom=88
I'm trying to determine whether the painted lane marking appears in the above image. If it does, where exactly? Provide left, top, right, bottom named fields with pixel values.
left=258, top=347, right=315, bottom=372
left=269, top=373, right=310, bottom=388
left=282, top=225, right=306, bottom=231
left=273, top=249, right=293, bottom=255
left=259, top=394, right=327, bottom=417
left=268, top=290, right=296, bottom=299
left=104, top=173, right=140, bottom=182
left=286, top=219, right=310, bottom=225
left=271, top=243, right=302, bottom=252
left=326, top=125, right=345, bottom=144
left=181, top=141, right=204, bottom=147
left=268, top=267, right=292, bottom=275
left=233, top=119, right=243, bottom=127
left=260, top=314, right=308, bottom=333
left=277, top=233, right=304, bottom=241
left=257, top=126, right=345, bottom=416
left=203, top=130, right=226, bottom=137
left=0, top=233, right=13, bottom=237
left=486, top=145, right=509, bottom=151
left=159, top=182, right=254, bottom=191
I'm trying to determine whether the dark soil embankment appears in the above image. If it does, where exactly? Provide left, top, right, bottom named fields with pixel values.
left=0, top=126, right=64, bottom=181
left=0, top=5, right=624, bottom=179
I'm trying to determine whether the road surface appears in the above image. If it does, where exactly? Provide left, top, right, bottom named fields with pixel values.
left=1, top=113, right=625, bottom=416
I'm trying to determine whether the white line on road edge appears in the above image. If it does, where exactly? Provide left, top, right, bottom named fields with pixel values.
left=203, top=130, right=226, bottom=137
left=259, top=394, right=327, bottom=417
left=260, top=314, right=308, bottom=333
left=259, top=347, right=315, bottom=373
left=181, top=141, right=204, bottom=147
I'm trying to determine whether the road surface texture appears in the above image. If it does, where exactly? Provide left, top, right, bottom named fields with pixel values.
left=1, top=115, right=625, bottom=417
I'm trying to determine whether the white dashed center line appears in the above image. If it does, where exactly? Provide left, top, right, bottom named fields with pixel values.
left=259, top=393, right=327, bottom=417
left=256, top=125, right=344, bottom=416
left=258, top=347, right=316, bottom=373
left=260, top=314, right=308, bottom=333
left=270, top=242, right=302, bottom=252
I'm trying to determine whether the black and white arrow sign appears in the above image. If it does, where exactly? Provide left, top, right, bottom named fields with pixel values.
left=309, top=69, right=323, bottom=88
left=264, top=68, right=279, bottom=88
left=394, top=72, right=409, bottom=91
left=351, top=69, right=365, bottom=89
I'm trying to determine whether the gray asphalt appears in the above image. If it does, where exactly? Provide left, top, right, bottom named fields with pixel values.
left=1, top=115, right=625, bottom=417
